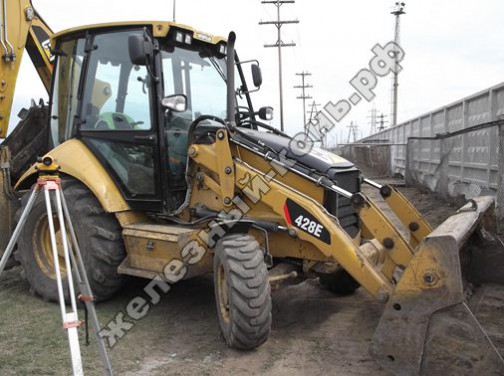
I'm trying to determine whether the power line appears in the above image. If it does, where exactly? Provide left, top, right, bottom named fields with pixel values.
left=294, top=71, right=312, bottom=131
left=259, top=0, right=299, bottom=132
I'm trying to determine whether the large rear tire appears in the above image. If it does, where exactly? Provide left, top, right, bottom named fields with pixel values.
left=16, top=178, right=126, bottom=302
left=213, top=234, right=272, bottom=350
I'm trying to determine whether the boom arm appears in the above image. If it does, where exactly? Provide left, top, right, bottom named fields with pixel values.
left=0, top=0, right=52, bottom=138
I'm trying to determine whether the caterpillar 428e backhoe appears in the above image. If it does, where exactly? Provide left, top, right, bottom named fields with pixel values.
left=0, top=1, right=503, bottom=374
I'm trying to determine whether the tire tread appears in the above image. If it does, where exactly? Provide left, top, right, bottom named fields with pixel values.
left=214, top=234, right=272, bottom=350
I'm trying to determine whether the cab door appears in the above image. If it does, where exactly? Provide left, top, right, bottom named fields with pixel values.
left=78, top=30, right=162, bottom=211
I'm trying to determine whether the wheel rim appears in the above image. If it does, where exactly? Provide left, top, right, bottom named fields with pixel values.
left=217, top=263, right=230, bottom=323
left=34, top=214, right=67, bottom=279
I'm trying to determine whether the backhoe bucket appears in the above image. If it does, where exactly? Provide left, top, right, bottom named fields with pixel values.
left=371, top=196, right=504, bottom=375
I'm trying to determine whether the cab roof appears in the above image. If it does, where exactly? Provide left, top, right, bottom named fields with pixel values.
left=51, top=21, right=227, bottom=46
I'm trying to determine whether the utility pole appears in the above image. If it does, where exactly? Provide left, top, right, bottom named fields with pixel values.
left=294, top=71, right=312, bottom=131
left=259, top=1, right=299, bottom=132
left=306, top=101, right=323, bottom=144
left=347, top=122, right=359, bottom=143
left=391, top=2, right=405, bottom=127
left=173, top=0, right=176, bottom=22
left=377, top=113, right=388, bottom=131
left=368, top=106, right=378, bottom=136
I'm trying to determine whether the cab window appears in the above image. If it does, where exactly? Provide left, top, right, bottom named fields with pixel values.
left=80, top=31, right=152, bottom=131
left=50, top=37, right=85, bottom=146
left=78, top=30, right=161, bottom=204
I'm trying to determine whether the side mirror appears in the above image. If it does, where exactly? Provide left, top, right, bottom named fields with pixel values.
left=251, top=64, right=262, bottom=88
left=258, top=106, right=274, bottom=121
left=162, top=94, right=187, bottom=112
left=128, top=34, right=153, bottom=66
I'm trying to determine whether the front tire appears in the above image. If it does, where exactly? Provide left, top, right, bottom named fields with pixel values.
left=213, top=234, right=272, bottom=350
left=16, top=178, right=126, bottom=302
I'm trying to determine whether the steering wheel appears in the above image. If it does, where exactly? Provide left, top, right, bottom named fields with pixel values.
left=187, top=115, right=227, bottom=144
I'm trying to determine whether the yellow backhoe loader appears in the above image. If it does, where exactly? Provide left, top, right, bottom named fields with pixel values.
left=0, top=1, right=503, bottom=374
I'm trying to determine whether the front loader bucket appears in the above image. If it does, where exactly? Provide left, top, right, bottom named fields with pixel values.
left=371, top=196, right=504, bottom=375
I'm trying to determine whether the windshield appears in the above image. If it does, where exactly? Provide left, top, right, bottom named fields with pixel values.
left=161, top=44, right=229, bottom=187
left=161, top=45, right=228, bottom=120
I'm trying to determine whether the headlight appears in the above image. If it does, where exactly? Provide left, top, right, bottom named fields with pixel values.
left=264, top=108, right=274, bottom=121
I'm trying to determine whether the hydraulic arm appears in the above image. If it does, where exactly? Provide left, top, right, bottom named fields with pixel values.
left=0, top=0, right=52, bottom=138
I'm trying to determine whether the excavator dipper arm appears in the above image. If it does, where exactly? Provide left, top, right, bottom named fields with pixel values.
left=0, top=0, right=52, bottom=138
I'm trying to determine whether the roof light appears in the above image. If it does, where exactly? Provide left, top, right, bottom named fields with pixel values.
left=219, top=44, right=227, bottom=55
left=184, top=34, right=192, bottom=45
left=175, top=31, right=184, bottom=43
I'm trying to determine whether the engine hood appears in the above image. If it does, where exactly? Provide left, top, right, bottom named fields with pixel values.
left=235, top=128, right=361, bottom=238
left=237, top=129, right=356, bottom=176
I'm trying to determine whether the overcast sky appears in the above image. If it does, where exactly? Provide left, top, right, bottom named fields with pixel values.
left=11, top=0, right=504, bottom=145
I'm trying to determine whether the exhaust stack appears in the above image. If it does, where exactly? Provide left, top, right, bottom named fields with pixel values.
left=225, top=31, right=236, bottom=125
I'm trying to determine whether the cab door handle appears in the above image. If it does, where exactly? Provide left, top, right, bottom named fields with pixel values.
left=133, top=135, right=157, bottom=143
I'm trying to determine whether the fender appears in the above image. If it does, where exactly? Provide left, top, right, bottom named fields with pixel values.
left=16, top=139, right=130, bottom=213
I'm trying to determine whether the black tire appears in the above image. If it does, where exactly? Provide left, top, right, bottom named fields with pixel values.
left=16, top=178, right=126, bottom=302
left=213, top=234, right=272, bottom=350
left=319, top=268, right=360, bottom=296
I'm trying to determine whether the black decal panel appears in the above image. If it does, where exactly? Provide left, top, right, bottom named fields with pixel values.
left=283, top=199, right=331, bottom=245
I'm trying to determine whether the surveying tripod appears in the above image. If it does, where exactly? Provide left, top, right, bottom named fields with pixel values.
left=0, top=156, right=113, bottom=376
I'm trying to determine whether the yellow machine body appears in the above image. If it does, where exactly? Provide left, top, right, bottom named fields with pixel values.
left=16, top=139, right=129, bottom=213
left=0, top=1, right=503, bottom=374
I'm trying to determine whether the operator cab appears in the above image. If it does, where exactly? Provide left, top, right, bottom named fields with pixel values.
left=49, top=22, right=261, bottom=213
